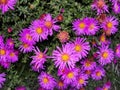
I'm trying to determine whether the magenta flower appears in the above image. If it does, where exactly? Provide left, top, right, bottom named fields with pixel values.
left=74, top=73, right=88, bottom=89
left=5, top=38, right=14, bottom=49
left=0, top=0, right=17, bottom=14
left=91, top=0, right=108, bottom=15
left=30, top=19, right=48, bottom=42
left=30, top=47, right=48, bottom=72
left=115, top=44, right=120, bottom=58
left=61, top=68, right=78, bottom=85
left=113, top=1, right=120, bottom=14
left=15, top=86, right=26, bottom=90
left=56, top=80, right=67, bottom=90
left=91, top=66, right=105, bottom=80
left=97, top=45, right=114, bottom=65
left=19, top=28, right=35, bottom=45
left=38, top=72, right=56, bottom=90
left=52, top=43, right=79, bottom=69
left=72, top=18, right=87, bottom=35
left=42, top=14, right=61, bottom=36
left=19, top=41, right=33, bottom=53
left=102, top=81, right=111, bottom=90
left=85, top=17, right=99, bottom=35
left=7, top=50, right=18, bottom=63
left=0, top=73, right=6, bottom=88
left=81, top=59, right=96, bottom=70
left=72, top=37, right=90, bottom=60
left=0, top=60, right=11, bottom=69
left=57, top=67, right=68, bottom=76
left=101, top=16, right=118, bottom=35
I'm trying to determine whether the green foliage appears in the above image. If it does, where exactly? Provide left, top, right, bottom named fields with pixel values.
left=0, top=0, right=120, bottom=90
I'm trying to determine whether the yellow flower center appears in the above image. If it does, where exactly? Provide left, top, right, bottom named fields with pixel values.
left=102, top=51, right=108, bottom=59
left=10, top=52, right=15, bottom=57
left=116, top=48, right=119, bottom=53
left=0, top=49, right=6, bottom=56
left=67, top=72, right=74, bottom=78
left=96, top=71, right=101, bottom=77
left=107, top=22, right=113, bottom=28
left=36, top=27, right=43, bottom=34
left=61, top=53, right=70, bottom=62
left=79, top=78, right=84, bottom=84
left=23, top=43, right=29, bottom=48
left=85, top=61, right=91, bottom=67
left=79, top=22, right=85, bottom=29
left=100, top=34, right=106, bottom=42
left=0, top=0, right=8, bottom=4
left=75, top=44, right=82, bottom=52
left=26, top=34, right=32, bottom=40
left=58, top=81, right=64, bottom=87
left=45, top=21, right=52, bottom=28
left=43, top=77, right=49, bottom=84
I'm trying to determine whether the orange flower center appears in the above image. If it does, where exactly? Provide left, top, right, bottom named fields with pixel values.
left=89, top=24, right=94, bottom=30
left=75, top=44, right=82, bottom=52
left=38, top=52, right=44, bottom=59
left=116, top=48, right=119, bottom=53
left=97, top=0, right=105, bottom=8
left=0, top=49, right=6, bottom=56
left=103, top=87, right=108, bottom=90
left=96, top=71, right=101, bottom=77
left=79, top=78, right=84, bottom=84
left=43, top=77, right=49, bottom=84
left=107, top=22, right=113, bottom=28
left=36, top=27, right=43, bottom=34
left=26, top=34, right=32, bottom=40
left=45, top=21, right=52, bottom=28
left=23, top=43, right=29, bottom=48
left=10, top=52, right=15, bottom=57
left=0, top=0, right=8, bottom=4
left=100, top=34, right=106, bottom=42
left=102, top=51, right=108, bottom=59
left=61, top=53, right=70, bottom=62
left=79, top=22, right=85, bottom=29
left=85, top=70, right=91, bottom=75
left=58, top=81, right=64, bottom=87
left=85, top=61, right=91, bottom=67
left=67, top=72, right=74, bottom=78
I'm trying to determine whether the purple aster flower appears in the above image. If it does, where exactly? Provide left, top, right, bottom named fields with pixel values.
left=115, top=44, right=120, bottom=58
left=91, top=0, right=108, bottom=15
left=38, top=72, right=56, bottom=90
left=30, top=19, right=48, bottom=42
left=91, top=66, right=105, bottom=80
left=99, top=33, right=110, bottom=45
left=0, top=0, right=17, bottom=14
left=0, top=73, right=6, bottom=88
left=5, top=38, right=14, bottom=49
left=61, top=68, right=78, bottom=85
left=30, top=47, right=48, bottom=72
left=73, top=73, right=88, bottom=89
left=72, top=18, right=87, bottom=35
left=43, top=14, right=61, bottom=36
left=15, top=86, right=26, bottom=90
left=52, top=43, right=79, bottom=69
left=0, top=45, right=8, bottom=61
left=81, top=59, right=96, bottom=70
left=101, top=16, right=118, bottom=35
left=102, top=81, right=111, bottom=90
left=72, top=37, right=90, bottom=60
left=19, top=28, right=35, bottom=45
left=85, top=17, right=99, bottom=35
left=57, top=67, right=68, bottom=76
left=97, top=45, right=114, bottom=65
left=7, top=50, right=18, bottom=63
left=19, top=41, right=33, bottom=53
left=0, top=60, right=11, bottom=69
left=95, top=87, right=102, bottom=90
left=56, top=80, right=67, bottom=90
left=113, top=1, right=120, bottom=14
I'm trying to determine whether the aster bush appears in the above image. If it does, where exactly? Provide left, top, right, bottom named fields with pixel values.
left=0, top=0, right=120, bottom=90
